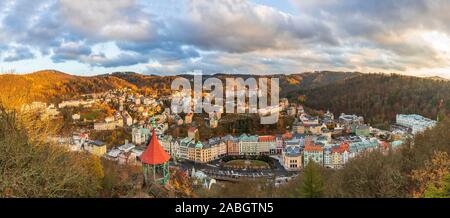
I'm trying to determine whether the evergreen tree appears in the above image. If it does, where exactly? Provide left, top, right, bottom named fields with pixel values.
left=297, top=161, right=324, bottom=198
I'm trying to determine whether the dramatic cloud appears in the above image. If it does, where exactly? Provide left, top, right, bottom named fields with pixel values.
left=1, top=0, right=450, bottom=78
left=81, top=52, right=149, bottom=68
left=2, top=46, right=35, bottom=62
left=51, top=41, right=92, bottom=63
left=290, top=0, right=450, bottom=72
left=58, top=0, right=154, bottom=41
left=169, top=0, right=337, bottom=53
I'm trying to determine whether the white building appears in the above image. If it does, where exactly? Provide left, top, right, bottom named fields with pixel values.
left=72, top=114, right=81, bottom=120
left=122, top=112, right=133, bottom=126
left=132, top=127, right=151, bottom=145
left=339, top=113, right=364, bottom=125
left=118, top=140, right=136, bottom=153
left=396, top=114, right=437, bottom=135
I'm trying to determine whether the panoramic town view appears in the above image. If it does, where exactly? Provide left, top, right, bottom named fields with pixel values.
left=1, top=0, right=450, bottom=204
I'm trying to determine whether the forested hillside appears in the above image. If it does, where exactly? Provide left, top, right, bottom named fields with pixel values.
left=110, top=71, right=359, bottom=97
left=0, top=70, right=137, bottom=106
left=299, top=73, right=450, bottom=128
left=0, top=70, right=359, bottom=106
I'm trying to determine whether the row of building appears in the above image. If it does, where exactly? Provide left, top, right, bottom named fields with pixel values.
left=132, top=127, right=281, bottom=163
left=93, top=111, right=134, bottom=130
left=282, top=136, right=383, bottom=171
left=394, top=114, right=437, bottom=135
left=65, top=105, right=436, bottom=172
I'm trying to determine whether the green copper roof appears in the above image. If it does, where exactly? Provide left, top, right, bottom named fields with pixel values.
left=195, top=141, right=203, bottom=149
left=392, top=140, right=404, bottom=148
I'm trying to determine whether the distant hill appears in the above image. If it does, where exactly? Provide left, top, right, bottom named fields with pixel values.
left=108, top=71, right=360, bottom=97
left=426, top=76, right=448, bottom=81
left=107, top=72, right=177, bottom=96
left=279, top=71, right=361, bottom=97
left=0, top=70, right=137, bottom=106
left=3, top=70, right=448, bottom=127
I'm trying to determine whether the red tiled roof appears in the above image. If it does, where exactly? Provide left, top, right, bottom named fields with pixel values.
left=380, top=141, right=390, bottom=150
left=259, top=135, right=276, bottom=142
left=304, top=145, right=323, bottom=152
left=140, top=130, right=170, bottom=165
left=331, top=146, right=340, bottom=153
left=332, top=142, right=349, bottom=154
left=340, top=142, right=349, bottom=151
left=282, top=132, right=293, bottom=139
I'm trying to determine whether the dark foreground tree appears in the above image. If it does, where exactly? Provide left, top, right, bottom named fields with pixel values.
left=0, top=104, right=104, bottom=197
left=323, top=120, right=450, bottom=198
left=297, top=161, right=324, bottom=198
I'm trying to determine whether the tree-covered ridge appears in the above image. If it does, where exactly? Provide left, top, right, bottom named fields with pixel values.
left=0, top=70, right=360, bottom=106
left=300, top=73, right=450, bottom=128
left=0, top=70, right=138, bottom=105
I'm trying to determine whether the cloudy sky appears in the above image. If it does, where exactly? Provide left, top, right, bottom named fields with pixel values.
left=1, top=0, right=450, bottom=78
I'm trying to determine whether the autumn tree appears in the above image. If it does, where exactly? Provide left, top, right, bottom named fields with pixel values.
left=0, top=104, right=104, bottom=197
left=343, top=152, right=406, bottom=197
left=410, top=151, right=450, bottom=197
left=423, top=173, right=450, bottom=198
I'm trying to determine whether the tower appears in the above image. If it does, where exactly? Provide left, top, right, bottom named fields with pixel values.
left=140, top=119, right=170, bottom=186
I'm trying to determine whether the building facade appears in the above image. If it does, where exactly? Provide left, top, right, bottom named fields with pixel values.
left=239, top=134, right=259, bottom=155
left=282, top=145, right=302, bottom=171
left=303, top=145, right=324, bottom=166
left=396, top=114, right=437, bottom=135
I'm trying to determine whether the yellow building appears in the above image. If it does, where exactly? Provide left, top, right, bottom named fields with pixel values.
left=308, top=124, right=327, bottom=135
left=331, top=151, right=342, bottom=167
left=188, top=143, right=197, bottom=161
left=293, top=125, right=305, bottom=134
left=86, top=141, right=107, bottom=156
left=218, top=141, right=227, bottom=157
left=282, top=145, right=302, bottom=171
left=200, top=146, right=213, bottom=163
left=194, top=142, right=214, bottom=163
left=210, top=144, right=219, bottom=160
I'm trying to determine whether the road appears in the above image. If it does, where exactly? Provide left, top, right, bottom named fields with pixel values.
left=171, top=156, right=295, bottom=180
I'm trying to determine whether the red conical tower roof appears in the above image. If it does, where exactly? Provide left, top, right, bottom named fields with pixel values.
left=140, top=130, right=170, bottom=165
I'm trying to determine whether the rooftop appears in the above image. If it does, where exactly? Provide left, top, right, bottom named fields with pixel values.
left=304, top=145, right=323, bottom=152
left=140, top=130, right=170, bottom=165
left=259, top=135, right=276, bottom=142
left=284, top=145, right=302, bottom=157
